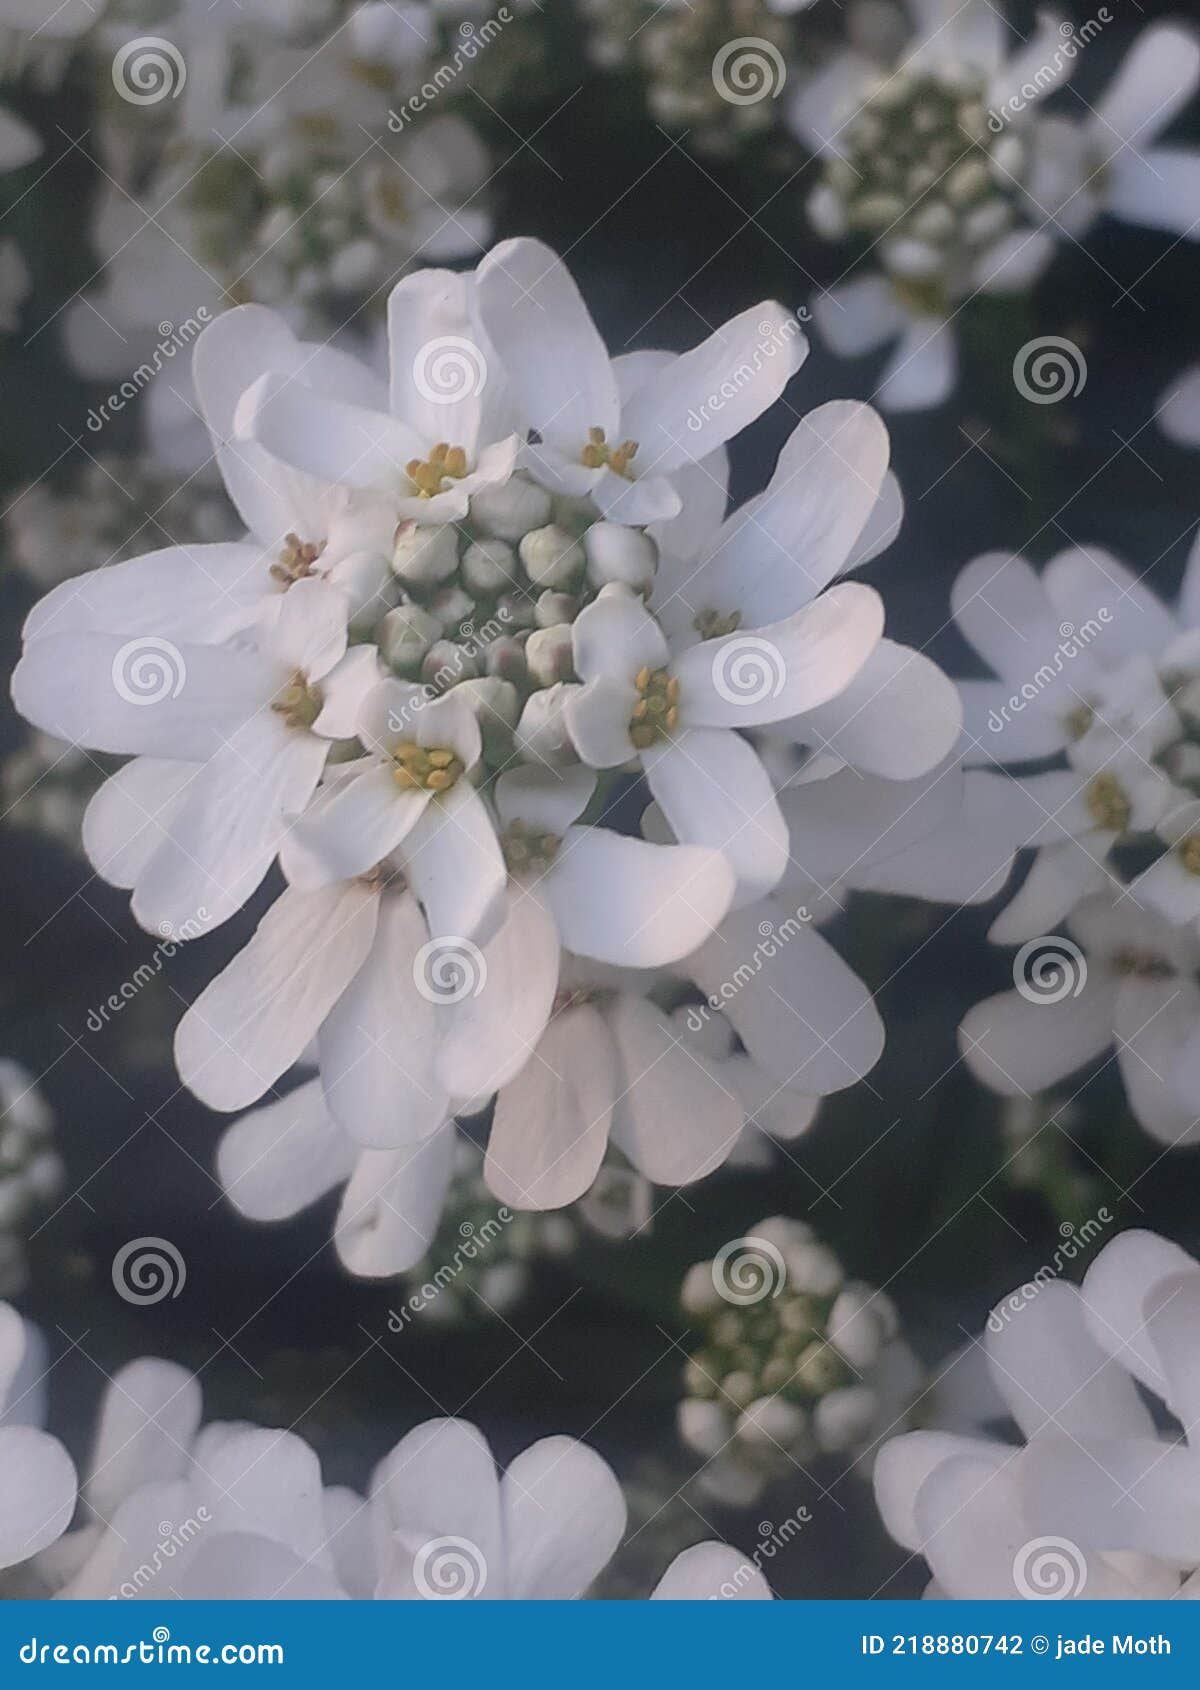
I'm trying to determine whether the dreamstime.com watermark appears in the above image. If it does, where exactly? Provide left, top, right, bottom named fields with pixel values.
left=685, top=311, right=808, bottom=434
left=86, top=910, right=210, bottom=1034
left=388, top=12, right=512, bottom=131
left=1013, top=335, right=1088, bottom=404
left=710, top=1508, right=813, bottom=1597
left=110, top=1511, right=212, bottom=1600
left=112, top=1236, right=186, bottom=1305
left=86, top=311, right=211, bottom=433
left=112, top=37, right=187, bottom=106
left=19, top=1628, right=282, bottom=1666
left=686, top=904, right=813, bottom=1032
left=387, top=1211, right=512, bottom=1331
left=987, top=12, right=1111, bottom=131
left=986, top=1211, right=1113, bottom=1333
left=986, top=611, right=1111, bottom=733
left=387, top=606, right=513, bottom=731
left=711, top=37, right=787, bottom=106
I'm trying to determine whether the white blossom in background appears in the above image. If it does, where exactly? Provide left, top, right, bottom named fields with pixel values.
left=0, top=1304, right=76, bottom=1589
left=951, top=534, right=1200, bottom=1143
left=677, top=1217, right=923, bottom=1505
left=12, top=237, right=960, bottom=1234
left=0, top=1064, right=61, bottom=1297
left=0, top=98, right=39, bottom=331
left=3, top=1357, right=767, bottom=1599
left=1160, top=364, right=1200, bottom=449
left=792, top=9, right=1200, bottom=410
left=875, top=1229, right=1200, bottom=1599
left=48, top=0, right=493, bottom=388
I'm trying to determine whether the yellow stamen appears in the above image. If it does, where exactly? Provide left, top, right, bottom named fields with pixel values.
left=580, top=425, right=638, bottom=479
left=628, top=666, right=678, bottom=751
left=391, top=741, right=465, bottom=793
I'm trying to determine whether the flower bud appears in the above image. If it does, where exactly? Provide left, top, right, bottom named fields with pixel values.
left=681, top=1260, right=722, bottom=1317
left=391, top=521, right=458, bottom=585
left=495, top=592, right=537, bottom=631
left=428, top=583, right=475, bottom=629
left=535, top=590, right=579, bottom=628
left=829, top=1284, right=884, bottom=1371
left=462, top=537, right=518, bottom=595
left=470, top=474, right=552, bottom=541
left=422, top=639, right=479, bottom=690
left=735, top=1395, right=806, bottom=1450
left=813, top=1385, right=877, bottom=1452
left=584, top=522, right=658, bottom=591
left=525, top=624, right=575, bottom=688
left=519, top=524, right=584, bottom=589
left=378, top=602, right=441, bottom=673
left=515, top=684, right=576, bottom=765
left=677, top=1398, right=729, bottom=1458
left=485, top=634, right=528, bottom=685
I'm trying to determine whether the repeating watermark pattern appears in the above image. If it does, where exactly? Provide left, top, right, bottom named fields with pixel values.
left=86, top=311, right=211, bottom=434
left=1013, top=936, right=1088, bottom=1005
left=387, top=11, right=513, bottom=131
left=711, top=635, right=787, bottom=708
left=86, top=912, right=211, bottom=1034
left=111, top=1237, right=187, bottom=1305
left=1012, top=1535, right=1088, bottom=1599
left=988, top=13, right=1112, bottom=131
left=686, top=905, right=813, bottom=1032
left=686, top=312, right=807, bottom=433
left=711, top=1509, right=813, bottom=1598
left=1013, top=336, right=1088, bottom=404
left=111, top=637, right=186, bottom=706
left=985, top=612, right=1112, bottom=733
left=412, top=335, right=489, bottom=406
left=112, top=38, right=187, bottom=106
left=112, top=1510, right=211, bottom=1600
left=711, top=38, right=787, bottom=106
left=711, top=1235, right=787, bottom=1305
left=987, top=1211, right=1114, bottom=1332
left=413, top=936, right=487, bottom=1004
left=387, top=1212, right=513, bottom=1332
left=412, top=1535, right=488, bottom=1598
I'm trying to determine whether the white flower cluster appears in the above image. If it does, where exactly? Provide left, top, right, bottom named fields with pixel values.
left=877, top=1229, right=1200, bottom=1600
left=794, top=6, right=1200, bottom=409
left=0, top=1315, right=769, bottom=1600
left=678, top=1215, right=921, bottom=1504
left=954, top=535, right=1200, bottom=1146
left=12, top=237, right=964, bottom=1264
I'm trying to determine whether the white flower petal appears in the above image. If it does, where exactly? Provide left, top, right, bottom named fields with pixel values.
left=607, top=994, right=741, bottom=1183
left=84, top=1358, right=201, bottom=1521
left=651, top=1541, right=773, bottom=1599
left=435, top=894, right=560, bottom=1103
left=876, top=318, right=957, bottom=412
left=1081, top=1228, right=1200, bottom=1398
left=572, top=592, right=670, bottom=686
left=217, top=1080, right=357, bottom=1221
left=82, top=758, right=195, bottom=890
left=874, top=1431, right=1002, bottom=1553
left=547, top=830, right=734, bottom=967
left=401, top=783, right=506, bottom=947
left=285, top=766, right=431, bottom=890
left=1093, top=23, right=1200, bottom=148
left=644, top=730, right=788, bottom=907
left=22, top=542, right=267, bottom=647
left=175, top=882, right=378, bottom=1111
left=494, top=765, right=596, bottom=833
left=318, top=893, right=449, bottom=1148
left=239, top=371, right=421, bottom=494
left=501, top=1436, right=626, bottom=1599
left=335, top=1128, right=456, bottom=1278
left=959, top=981, right=1116, bottom=1097
left=787, top=639, right=962, bottom=779
left=371, top=1417, right=502, bottom=1597
left=484, top=1005, right=615, bottom=1210
left=564, top=678, right=638, bottom=769
left=0, top=1426, right=75, bottom=1570
left=952, top=550, right=1072, bottom=684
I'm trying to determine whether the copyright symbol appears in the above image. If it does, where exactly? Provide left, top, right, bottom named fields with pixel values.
left=1032, top=1636, right=1049, bottom=1654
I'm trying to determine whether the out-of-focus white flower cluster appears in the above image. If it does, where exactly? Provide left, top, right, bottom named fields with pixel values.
left=677, top=1215, right=922, bottom=1504
left=877, top=1229, right=1200, bottom=1599
left=0, top=1322, right=771, bottom=1599
left=11, top=237, right=971, bottom=1275
left=953, top=535, right=1200, bottom=1148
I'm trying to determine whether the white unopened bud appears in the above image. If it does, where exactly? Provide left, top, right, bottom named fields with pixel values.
left=722, top=1369, right=757, bottom=1410
left=455, top=676, right=520, bottom=731
left=461, top=537, right=518, bottom=595
left=735, top=1395, right=806, bottom=1450
left=946, top=158, right=990, bottom=206
left=391, top=521, right=458, bottom=585
left=485, top=635, right=528, bottom=684
left=813, top=1385, right=878, bottom=1452
left=378, top=602, right=441, bottom=673
left=428, top=584, right=474, bottom=629
left=535, top=590, right=578, bottom=628
left=681, top=1260, right=722, bottom=1317
left=470, top=474, right=552, bottom=541
left=808, top=182, right=847, bottom=239
left=524, top=624, right=575, bottom=688
left=584, top=522, right=658, bottom=591
left=422, top=639, right=479, bottom=689
left=519, top=524, right=583, bottom=589
left=829, top=1283, right=885, bottom=1370
left=677, top=1398, right=730, bottom=1459
left=329, top=237, right=381, bottom=293
left=787, top=1242, right=844, bottom=1296
left=495, top=592, right=537, bottom=631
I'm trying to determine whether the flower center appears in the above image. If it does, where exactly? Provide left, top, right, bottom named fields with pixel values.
left=580, top=427, right=638, bottom=479
left=271, top=672, right=324, bottom=730
left=501, top=820, right=561, bottom=876
left=1180, top=833, right=1200, bottom=877
left=694, top=607, right=742, bottom=640
left=629, top=665, right=680, bottom=750
left=271, top=532, right=326, bottom=588
left=406, top=442, right=469, bottom=498
left=1085, top=773, right=1131, bottom=833
left=1112, top=948, right=1175, bottom=980
left=1065, top=702, right=1095, bottom=741
left=391, top=741, right=464, bottom=793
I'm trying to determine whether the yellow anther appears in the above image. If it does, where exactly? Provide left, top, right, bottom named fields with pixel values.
left=270, top=672, right=324, bottom=731
left=406, top=444, right=471, bottom=499
left=1181, top=834, right=1200, bottom=877
left=391, top=741, right=465, bottom=794
left=501, top=820, right=561, bottom=876
left=270, top=532, right=326, bottom=587
left=579, top=426, right=638, bottom=480
left=1086, top=773, right=1131, bottom=834
left=628, top=665, right=678, bottom=750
